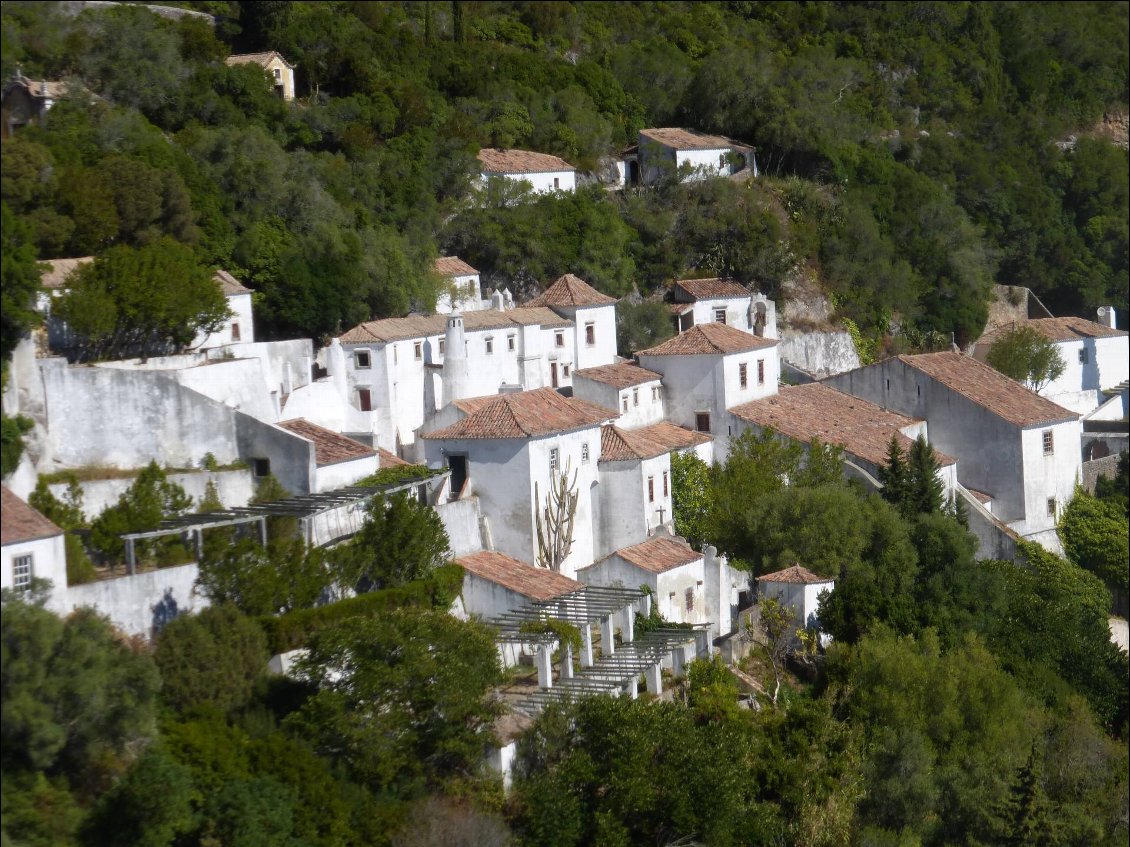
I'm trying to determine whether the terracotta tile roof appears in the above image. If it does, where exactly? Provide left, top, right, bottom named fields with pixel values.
left=599, top=425, right=669, bottom=462
left=457, top=550, right=581, bottom=601
left=966, top=488, right=994, bottom=504
left=40, top=257, right=93, bottom=289
left=574, top=362, right=662, bottom=388
left=338, top=307, right=571, bottom=344
left=673, top=278, right=750, bottom=301
left=979, top=317, right=1127, bottom=345
left=729, top=383, right=956, bottom=468
left=423, top=388, right=615, bottom=440
left=478, top=148, right=576, bottom=174
left=277, top=419, right=376, bottom=466
left=214, top=269, right=251, bottom=296
left=640, top=127, right=742, bottom=150
left=434, top=256, right=478, bottom=277
left=225, top=51, right=294, bottom=69
left=638, top=322, right=777, bottom=356
left=669, top=302, right=694, bottom=316
left=1, top=487, right=63, bottom=546
left=634, top=421, right=713, bottom=451
left=757, top=564, right=830, bottom=585
left=378, top=448, right=411, bottom=468
left=613, top=536, right=701, bottom=574
left=524, top=274, right=616, bottom=308
left=899, top=352, right=1078, bottom=427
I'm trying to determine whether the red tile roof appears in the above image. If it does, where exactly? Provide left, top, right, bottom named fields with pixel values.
left=599, top=425, right=669, bottom=462
left=574, top=362, right=662, bottom=388
left=225, top=51, right=294, bottom=69
left=758, top=564, right=830, bottom=585
left=40, top=257, right=93, bottom=289
left=640, top=128, right=742, bottom=150
left=1, top=487, right=63, bottom=546
left=729, top=383, right=956, bottom=468
left=524, top=274, right=617, bottom=308
left=378, top=448, right=411, bottom=468
left=638, top=322, right=777, bottom=356
left=899, top=352, right=1078, bottom=427
left=457, top=550, right=581, bottom=601
left=634, top=421, right=713, bottom=452
left=979, top=317, right=1127, bottom=344
left=214, top=269, right=251, bottom=296
left=434, top=256, right=479, bottom=277
left=612, top=536, right=702, bottom=574
left=673, top=278, right=750, bottom=301
left=338, top=307, right=570, bottom=344
left=478, top=148, right=576, bottom=174
left=423, top=388, right=615, bottom=440
left=277, top=419, right=376, bottom=466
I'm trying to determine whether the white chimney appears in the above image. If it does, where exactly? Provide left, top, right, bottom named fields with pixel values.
left=1097, top=306, right=1116, bottom=329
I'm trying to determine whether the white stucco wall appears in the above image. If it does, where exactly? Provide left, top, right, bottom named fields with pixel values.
left=1016, top=420, right=1083, bottom=539
left=565, top=304, right=619, bottom=371
left=599, top=380, right=666, bottom=429
left=195, top=292, right=255, bottom=349
left=578, top=553, right=706, bottom=626
left=676, top=147, right=736, bottom=181
left=435, top=496, right=484, bottom=556
left=1039, top=335, right=1129, bottom=415
left=481, top=170, right=576, bottom=194
left=436, top=273, right=483, bottom=314
left=2, top=534, right=67, bottom=607
left=312, top=454, right=380, bottom=493
left=461, top=572, right=538, bottom=620
left=691, top=297, right=752, bottom=332
left=595, top=453, right=672, bottom=559
left=777, top=330, right=861, bottom=378
left=760, top=578, right=834, bottom=633
left=61, top=562, right=205, bottom=638
left=48, top=468, right=255, bottom=519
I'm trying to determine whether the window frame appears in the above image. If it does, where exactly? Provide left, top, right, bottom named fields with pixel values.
left=354, top=349, right=372, bottom=369
left=581, top=442, right=590, bottom=464
left=549, top=447, right=560, bottom=473
left=1042, top=429, right=1054, bottom=455
left=485, top=336, right=494, bottom=355
left=695, top=412, right=711, bottom=433
left=555, top=331, right=565, bottom=348
left=12, top=554, right=33, bottom=591
left=757, top=359, right=765, bottom=385
left=739, top=362, right=748, bottom=389
left=714, top=308, right=726, bottom=324
left=585, top=323, right=596, bottom=346
left=648, top=476, right=655, bottom=503
left=414, top=341, right=423, bottom=360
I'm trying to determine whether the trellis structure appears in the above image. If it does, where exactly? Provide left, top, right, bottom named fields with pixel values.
left=119, top=473, right=448, bottom=574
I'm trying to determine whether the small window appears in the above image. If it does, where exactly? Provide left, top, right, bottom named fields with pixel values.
left=553, top=177, right=560, bottom=189
left=648, top=476, right=655, bottom=503
left=886, top=378, right=890, bottom=391
left=273, top=68, right=282, bottom=80
left=358, top=388, right=372, bottom=412
left=695, top=412, right=711, bottom=433
left=739, top=363, right=748, bottom=389
left=556, top=331, right=565, bottom=348
left=685, top=587, right=694, bottom=612
left=1047, top=497, right=1057, bottom=518
left=663, top=470, right=669, bottom=496
left=549, top=447, right=559, bottom=473
left=652, top=386, right=660, bottom=401
left=757, top=359, right=765, bottom=385
left=622, top=395, right=629, bottom=412
left=585, top=323, right=596, bottom=345
left=633, top=387, right=639, bottom=406
left=714, top=309, right=726, bottom=324
left=414, top=341, right=423, bottom=360
left=355, top=350, right=371, bottom=369
left=393, top=346, right=398, bottom=364
left=508, top=335, right=516, bottom=352
left=231, top=323, right=241, bottom=342
left=13, top=554, right=32, bottom=592
left=485, top=337, right=494, bottom=354
left=438, top=338, right=445, bottom=355
left=581, top=443, right=590, bottom=464
left=563, top=364, right=570, bottom=377
left=1042, top=430, right=1054, bottom=455
left=253, top=458, right=271, bottom=478
left=1078, top=348, right=1088, bottom=364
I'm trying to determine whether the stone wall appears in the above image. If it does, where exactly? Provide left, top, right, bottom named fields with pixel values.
left=49, top=468, right=255, bottom=520
left=62, top=563, right=205, bottom=638
left=777, top=330, right=860, bottom=377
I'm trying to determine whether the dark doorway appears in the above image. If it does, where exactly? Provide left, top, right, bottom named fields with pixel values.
left=550, top=362, right=559, bottom=388
left=447, top=454, right=468, bottom=499
left=628, top=160, right=640, bottom=184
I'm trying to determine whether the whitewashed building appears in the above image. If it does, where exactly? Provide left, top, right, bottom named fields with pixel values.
left=621, top=128, right=754, bottom=186
left=573, top=363, right=666, bottom=428
left=973, top=316, right=1129, bottom=415
left=420, top=388, right=616, bottom=579
left=669, top=277, right=755, bottom=334
left=525, top=274, right=619, bottom=370
left=638, top=322, right=780, bottom=462
left=578, top=535, right=706, bottom=626
left=276, top=419, right=379, bottom=493
left=595, top=425, right=673, bottom=558
left=729, top=382, right=958, bottom=497
left=478, top=148, right=577, bottom=194
left=826, top=352, right=1081, bottom=550
left=225, top=51, right=296, bottom=100
left=457, top=549, right=583, bottom=619
left=434, top=256, right=485, bottom=314
left=757, top=564, right=835, bottom=636
left=1, top=487, right=67, bottom=603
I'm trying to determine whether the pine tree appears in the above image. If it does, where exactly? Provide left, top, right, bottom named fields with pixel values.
left=878, top=435, right=910, bottom=513
left=997, top=743, right=1057, bottom=847
left=908, top=435, right=945, bottom=515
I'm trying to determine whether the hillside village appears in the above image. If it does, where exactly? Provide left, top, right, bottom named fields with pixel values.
left=2, top=3, right=1129, bottom=845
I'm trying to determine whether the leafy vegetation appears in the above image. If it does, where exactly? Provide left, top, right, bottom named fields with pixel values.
left=986, top=324, right=1068, bottom=391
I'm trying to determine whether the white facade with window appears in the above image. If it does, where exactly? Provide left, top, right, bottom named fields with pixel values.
left=1, top=489, right=67, bottom=605
left=572, top=374, right=666, bottom=430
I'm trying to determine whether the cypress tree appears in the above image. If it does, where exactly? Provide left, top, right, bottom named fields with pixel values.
left=908, top=435, right=945, bottom=515
left=878, top=435, right=910, bottom=513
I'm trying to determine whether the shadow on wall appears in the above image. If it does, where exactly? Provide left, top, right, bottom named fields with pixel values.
left=150, top=587, right=180, bottom=638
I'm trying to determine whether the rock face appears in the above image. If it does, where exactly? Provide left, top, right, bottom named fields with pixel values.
left=777, top=330, right=860, bottom=378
